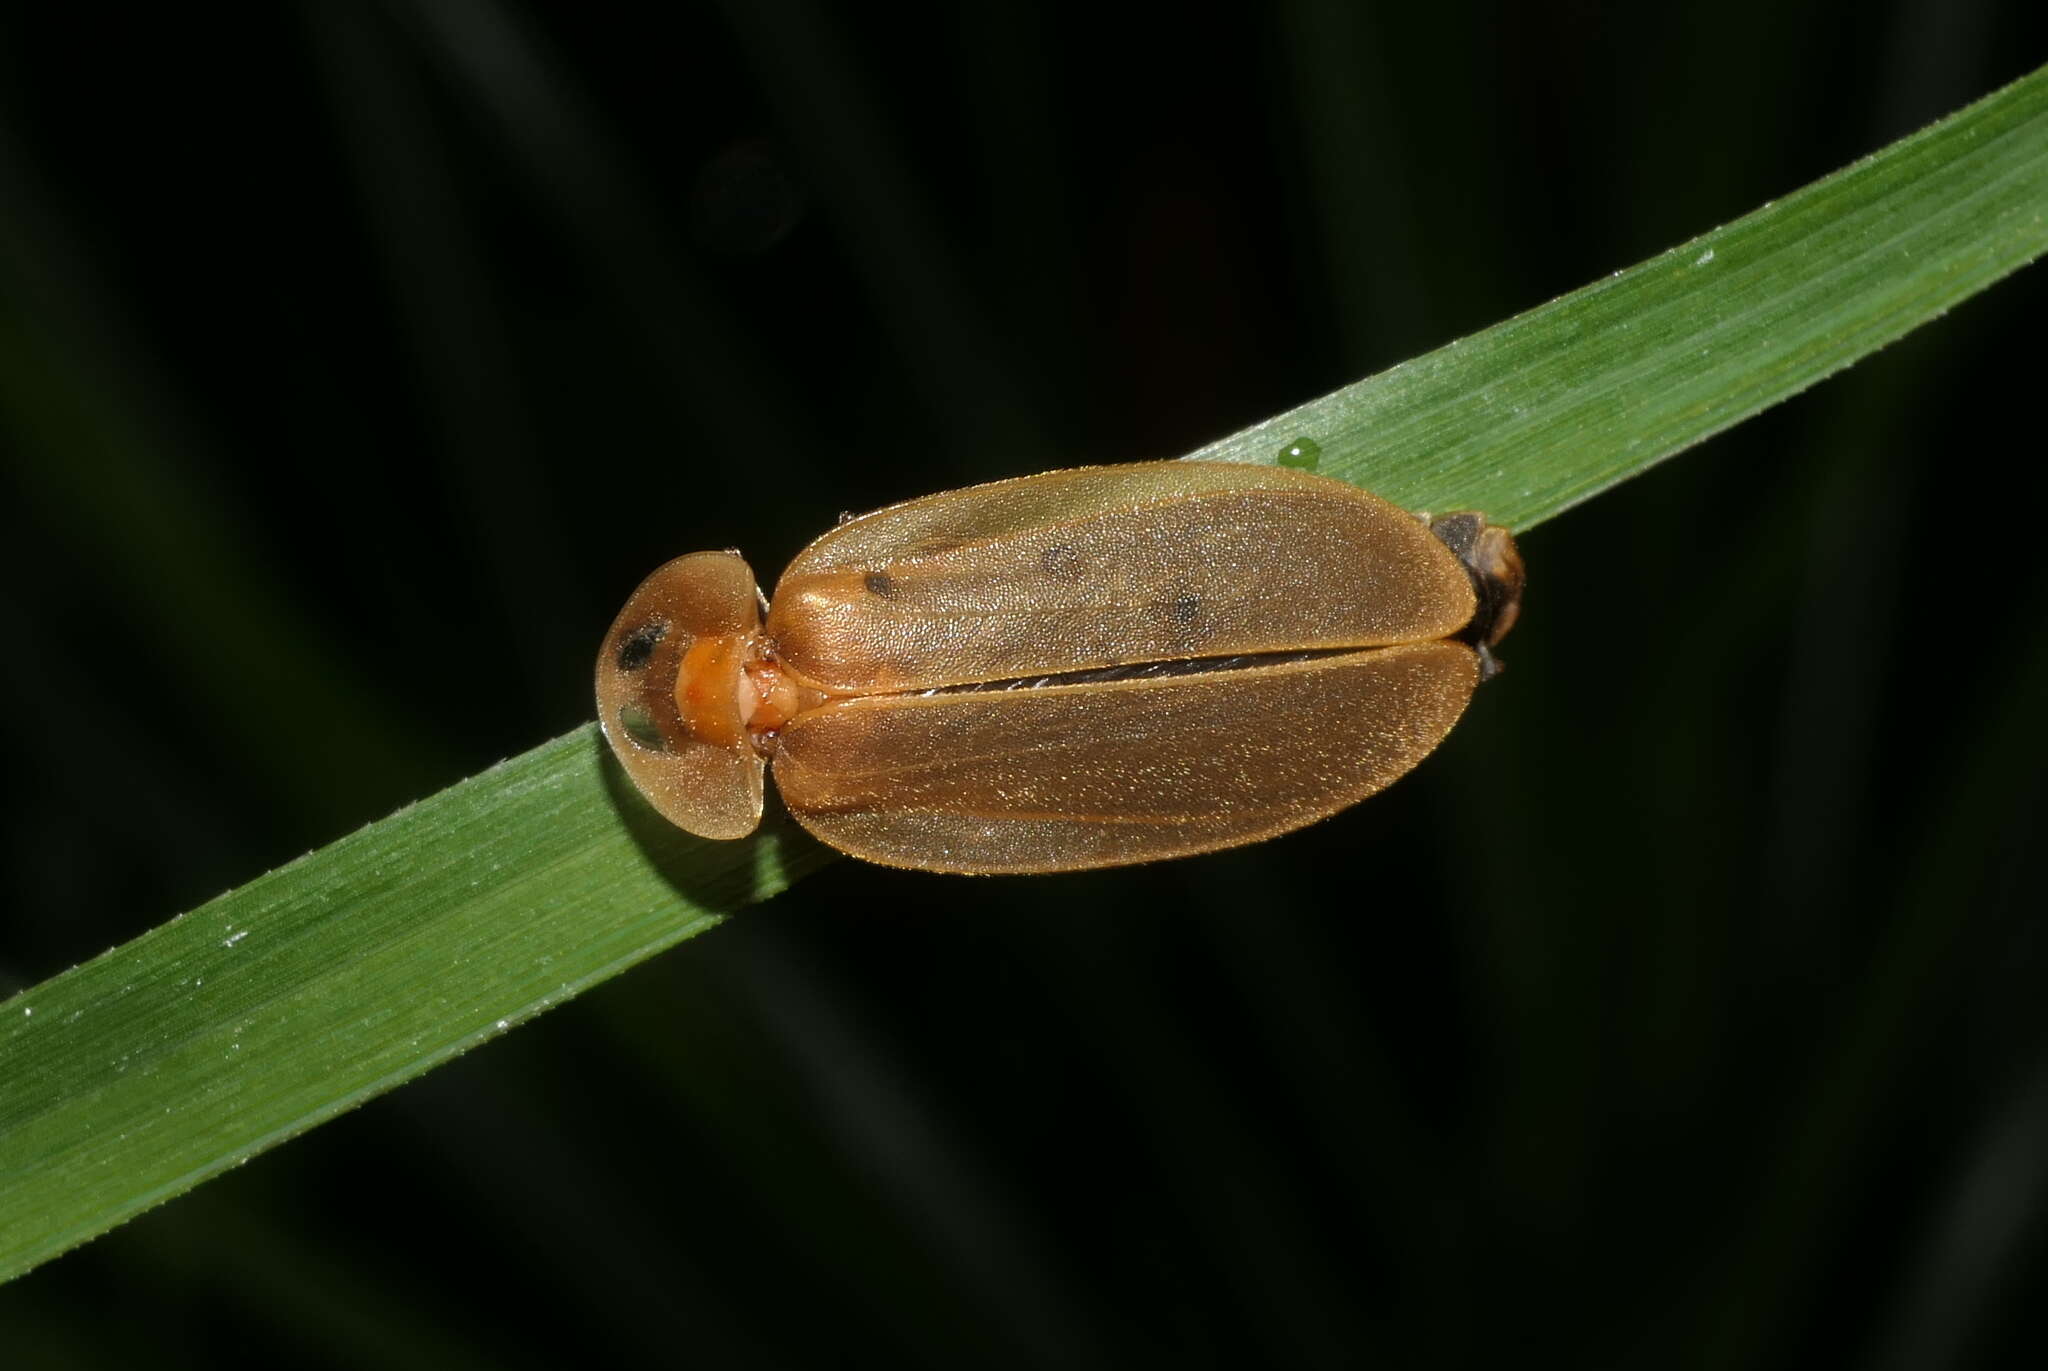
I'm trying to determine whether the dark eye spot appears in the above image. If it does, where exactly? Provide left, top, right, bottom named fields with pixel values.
left=618, top=703, right=666, bottom=751
left=1169, top=594, right=1201, bottom=625
left=616, top=620, right=666, bottom=672
left=1039, top=544, right=1085, bottom=581
left=864, top=571, right=896, bottom=597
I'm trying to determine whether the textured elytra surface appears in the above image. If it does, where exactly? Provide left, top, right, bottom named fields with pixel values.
left=767, top=462, right=1477, bottom=694
left=772, top=640, right=1479, bottom=873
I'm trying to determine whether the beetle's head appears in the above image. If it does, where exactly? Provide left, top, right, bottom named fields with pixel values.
left=595, top=550, right=769, bottom=839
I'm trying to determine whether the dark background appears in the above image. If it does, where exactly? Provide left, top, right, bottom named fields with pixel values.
left=4, top=3, right=2046, bottom=1367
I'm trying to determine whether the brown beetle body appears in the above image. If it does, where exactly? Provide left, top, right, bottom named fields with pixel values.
left=596, top=461, right=1523, bottom=874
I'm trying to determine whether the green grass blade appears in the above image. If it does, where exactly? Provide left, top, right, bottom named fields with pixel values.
left=3, top=63, right=2045, bottom=1284
left=0, top=732, right=835, bottom=1281
left=1191, top=63, right=2048, bottom=529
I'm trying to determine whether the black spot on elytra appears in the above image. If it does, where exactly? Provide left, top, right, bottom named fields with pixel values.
left=616, top=620, right=667, bottom=672
left=1039, top=544, right=1085, bottom=581
left=1169, top=594, right=1201, bottom=626
left=864, top=571, right=896, bottom=597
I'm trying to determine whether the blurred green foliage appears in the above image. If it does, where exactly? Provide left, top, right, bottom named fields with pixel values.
left=1, top=2, right=2045, bottom=1368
